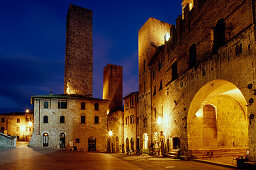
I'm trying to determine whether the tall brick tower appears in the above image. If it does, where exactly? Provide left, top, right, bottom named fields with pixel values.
left=103, top=64, right=123, bottom=113
left=64, top=4, right=93, bottom=97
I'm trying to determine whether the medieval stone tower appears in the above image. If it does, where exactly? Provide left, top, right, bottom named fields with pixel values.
left=64, top=4, right=93, bottom=97
left=103, top=64, right=123, bottom=113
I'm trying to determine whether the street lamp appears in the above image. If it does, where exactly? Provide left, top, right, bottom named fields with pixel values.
left=25, top=109, right=30, bottom=113
left=108, top=131, right=113, bottom=136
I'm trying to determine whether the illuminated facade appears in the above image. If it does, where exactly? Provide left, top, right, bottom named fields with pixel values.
left=138, top=0, right=256, bottom=160
left=0, top=112, right=33, bottom=141
left=29, top=94, right=108, bottom=151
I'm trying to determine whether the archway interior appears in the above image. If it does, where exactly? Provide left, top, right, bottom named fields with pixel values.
left=188, top=80, right=248, bottom=158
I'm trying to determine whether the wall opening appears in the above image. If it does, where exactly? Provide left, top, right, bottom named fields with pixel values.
left=187, top=80, right=248, bottom=158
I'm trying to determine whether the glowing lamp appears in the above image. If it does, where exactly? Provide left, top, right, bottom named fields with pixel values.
left=28, top=122, right=32, bottom=127
left=157, top=117, right=162, bottom=124
left=25, top=109, right=30, bottom=113
left=108, top=131, right=113, bottom=136
left=20, top=126, right=26, bottom=132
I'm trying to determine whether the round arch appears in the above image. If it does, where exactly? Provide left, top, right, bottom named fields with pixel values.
left=187, top=79, right=248, bottom=157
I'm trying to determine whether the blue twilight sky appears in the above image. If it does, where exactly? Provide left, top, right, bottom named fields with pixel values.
left=0, top=0, right=181, bottom=113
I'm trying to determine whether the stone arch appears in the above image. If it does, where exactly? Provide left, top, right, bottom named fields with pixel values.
left=187, top=79, right=248, bottom=158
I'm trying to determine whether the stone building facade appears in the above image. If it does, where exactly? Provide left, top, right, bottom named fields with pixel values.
left=28, top=94, right=108, bottom=152
left=64, top=4, right=93, bottom=97
left=0, top=112, right=33, bottom=141
left=123, top=92, right=139, bottom=153
left=138, top=0, right=256, bottom=160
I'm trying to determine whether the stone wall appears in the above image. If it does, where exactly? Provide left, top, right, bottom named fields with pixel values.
left=138, top=0, right=256, bottom=159
left=29, top=95, right=108, bottom=152
left=0, top=133, right=16, bottom=148
left=64, top=4, right=93, bottom=97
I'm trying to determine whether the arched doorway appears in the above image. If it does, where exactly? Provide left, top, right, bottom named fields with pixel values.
left=60, top=133, right=65, bottom=149
left=88, top=137, right=96, bottom=151
left=43, top=133, right=49, bottom=147
left=131, top=138, right=134, bottom=151
left=187, top=80, right=248, bottom=158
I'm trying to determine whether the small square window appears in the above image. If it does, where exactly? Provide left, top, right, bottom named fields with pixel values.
left=1, top=118, right=5, bottom=123
left=17, top=118, right=20, bottom=123
left=75, top=138, right=80, bottom=143
left=58, top=101, right=67, bottom=109
left=94, top=103, right=99, bottom=110
left=94, top=116, right=99, bottom=124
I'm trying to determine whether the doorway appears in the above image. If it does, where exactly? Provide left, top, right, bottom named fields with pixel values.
left=88, top=137, right=96, bottom=151
left=60, top=133, right=65, bottom=148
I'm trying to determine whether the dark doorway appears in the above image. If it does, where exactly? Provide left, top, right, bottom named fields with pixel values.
left=172, top=61, right=177, bottom=81
left=60, top=133, right=65, bottom=148
left=43, top=133, right=49, bottom=147
left=88, top=137, right=96, bottom=151
left=126, top=138, right=129, bottom=152
left=131, top=138, right=134, bottom=151
left=136, top=138, right=140, bottom=150
left=173, top=137, right=180, bottom=149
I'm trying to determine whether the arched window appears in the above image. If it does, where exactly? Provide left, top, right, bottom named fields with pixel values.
left=189, top=44, right=197, bottom=68
left=81, top=102, right=85, bottom=110
left=143, top=118, right=147, bottom=127
left=43, top=116, right=48, bottom=123
left=94, top=103, right=99, bottom=110
left=213, top=18, right=226, bottom=52
left=60, top=116, right=65, bottom=123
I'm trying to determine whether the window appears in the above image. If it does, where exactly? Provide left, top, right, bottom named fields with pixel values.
left=152, top=70, right=155, bottom=79
left=213, top=18, right=226, bottom=52
left=43, top=116, right=48, bottom=123
left=130, top=115, right=133, bottom=124
left=58, top=101, right=67, bottom=109
left=75, top=138, right=80, bottom=143
left=81, top=116, right=85, bottom=124
left=159, top=80, right=163, bottom=91
left=189, top=44, right=197, bottom=68
left=60, top=116, right=65, bottom=123
left=143, top=59, right=146, bottom=72
left=235, top=43, right=242, bottom=56
left=81, top=102, right=85, bottom=110
left=94, top=116, right=99, bottom=124
left=158, top=60, right=162, bottom=71
left=44, top=101, right=49, bottom=109
left=131, top=98, right=134, bottom=108
left=17, top=118, right=20, bottom=123
left=1, top=118, right=5, bottom=123
left=94, top=103, right=99, bottom=110
left=143, top=118, right=147, bottom=127
left=154, top=108, right=157, bottom=119
left=172, top=61, right=177, bottom=81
